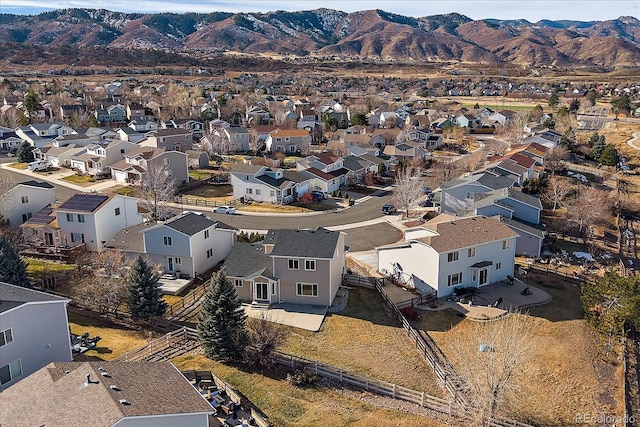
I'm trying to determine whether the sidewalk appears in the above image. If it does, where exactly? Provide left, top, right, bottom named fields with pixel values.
left=1, top=162, right=119, bottom=193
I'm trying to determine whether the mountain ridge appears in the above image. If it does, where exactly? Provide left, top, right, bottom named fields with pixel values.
left=0, top=8, right=639, bottom=68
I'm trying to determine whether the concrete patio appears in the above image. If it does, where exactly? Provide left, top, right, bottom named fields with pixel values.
left=417, top=278, right=551, bottom=321
left=243, top=303, right=327, bottom=332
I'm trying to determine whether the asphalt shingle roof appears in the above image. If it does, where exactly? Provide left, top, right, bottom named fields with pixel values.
left=163, top=212, right=218, bottom=236
left=0, top=282, right=69, bottom=314
left=267, top=228, right=340, bottom=258
left=223, top=243, right=274, bottom=278
left=18, top=180, right=54, bottom=189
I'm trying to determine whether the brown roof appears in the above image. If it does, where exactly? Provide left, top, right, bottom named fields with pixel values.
left=1, top=361, right=213, bottom=426
left=149, top=128, right=190, bottom=136
left=269, top=129, right=310, bottom=137
left=508, top=152, right=536, bottom=168
left=303, top=167, right=335, bottom=180
left=416, top=215, right=518, bottom=253
left=316, top=152, right=340, bottom=165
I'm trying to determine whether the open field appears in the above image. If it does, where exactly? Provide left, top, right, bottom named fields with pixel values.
left=282, top=287, right=444, bottom=396
left=417, top=272, right=622, bottom=427
left=68, top=312, right=149, bottom=361
left=172, top=354, right=449, bottom=427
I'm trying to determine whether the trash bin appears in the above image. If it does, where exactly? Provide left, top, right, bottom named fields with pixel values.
left=349, top=199, right=355, bottom=206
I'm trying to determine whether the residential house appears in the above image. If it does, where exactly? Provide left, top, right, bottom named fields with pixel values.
left=485, top=159, right=529, bottom=185
left=0, top=128, right=22, bottom=152
left=246, top=106, right=271, bottom=124
left=164, top=119, right=205, bottom=144
left=0, top=180, right=55, bottom=227
left=455, top=114, right=480, bottom=129
left=439, top=172, right=517, bottom=214
left=126, top=102, right=146, bottom=120
left=523, top=130, right=562, bottom=149
left=54, top=193, right=142, bottom=251
left=342, top=155, right=376, bottom=183
left=264, top=129, right=311, bottom=154
left=16, top=123, right=76, bottom=148
left=187, top=150, right=209, bottom=169
left=377, top=215, right=518, bottom=298
left=95, top=104, right=127, bottom=124
left=140, top=128, right=193, bottom=152
left=379, top=111, right=399, bottom=128
left=383, top=140, right=428, bottom=162
left=488, top=109, right=517, bottom=126
left=405, top=114, right=432, bottom=129
left=297, top=152, right=349, bottom=190
left=370, top=128, right=402, bottom=148
left=59, top=104, right=88, bottom=120
left=110, top=212, right=236, bottom=278
left=426, top=134, right=444, bottom=150
left=1, top=360, right=214, bottom=425
left=128, top=119, right=158, bottom=133
left=230, top=164, right=310, bottom=204
left=406, top=127, right=433, bottom=144
left=0, top=282, right=72, bottom=391
left=110, top=147, right=189, bottom=186
left=224, top=228, right=347, bottom=307
left=116, top=127, right=146, bottom=143
left=69, top=139, right=139, bottom=176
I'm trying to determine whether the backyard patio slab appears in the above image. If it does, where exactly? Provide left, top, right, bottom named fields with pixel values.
left=243, top=303, right=327, bottom=332
left=417, top=278, right=551, bottom=321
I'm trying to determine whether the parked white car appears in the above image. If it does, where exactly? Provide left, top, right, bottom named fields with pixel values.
left=212, top=205, right=236, bottom=215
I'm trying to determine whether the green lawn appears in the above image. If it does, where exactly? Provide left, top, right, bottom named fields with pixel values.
left=110, top=186, right=138, bottom=197
left=189, top=169, right=214, bottom=181
left=62, top=174, right=95, bottom=185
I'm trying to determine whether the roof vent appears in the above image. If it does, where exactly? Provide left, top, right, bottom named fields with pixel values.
left=110, top=385, right=121, bottom=391
left=119, top=399, right=130, bottom=405
left=98, top=367, right=106, bottom=371
left=100, top=372, right=111, bottom=378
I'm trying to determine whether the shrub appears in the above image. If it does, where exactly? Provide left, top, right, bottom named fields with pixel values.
left=299, top=191, right=314, bottom=204
left=286, top=367, right=317, bottom=387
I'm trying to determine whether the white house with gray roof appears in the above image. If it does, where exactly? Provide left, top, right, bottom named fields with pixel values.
left=377, top=215, right=518, bottom=298
left=438, top=172, right=517, bottom=215
left=223, top=228, right=347, bottom=307
left=0, top=282, right=72, bottom=391
left=110, top=212, right=237, bottom=279
left=0, top=180, right=55, bottom=228
left=230, top=164, right=310, bottom=204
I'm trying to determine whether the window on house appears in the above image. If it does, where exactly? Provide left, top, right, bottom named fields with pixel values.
left=288, top=145, right=295, bottom=152
left=77, top=214, right=85, bottom=223
left=255, top=189, right=261, bottom=195
left=472, top=270, right=477, bottom=282
left=297, top=282, right=318, bottom=297
left=0, top=358, right=22, bottom=385
left=496, top=262, right=502, bottom=270
left=234, top=279, right=243, bottom=287
left=468, top=247, right=476, bottom=257
left=21, top=213, right=32, bottom=222
left=447, top=251, right=459, bottom=262
left=275, top=137, right=282, bottom=142
left=270, top=190, right=275, bottom=197
left=305, top=260, right=316, bottom=271
left=120, top=149, right=125, bottom=154
left=163, top=236, right=172, bottom=246
left=272, top=283, right=276, bottom=295
left=503, top=240, right=510, bottom=249
left=70, top=233, right=85, bottom=243
left=0, top=328, right=13, bottom=347
left=466, top=192, right=474, bottom=199
left=164, top=158, right=170, bottom=164
left=115, top=207, right=121, bottom=216
left=206, top=248, right=213, bottom=258
left=447, top=272, right=462, bottom=287
left=21, top=196, right=28, bottom=204
left=66, top=213, right=74, bottom=222
left=246, top=188, right=253, bottom=195
left=204, top=229, right=210, bottom=239
left=174, top=258, right=182, bottom=265
left=288, top=259, right=299, bottom=270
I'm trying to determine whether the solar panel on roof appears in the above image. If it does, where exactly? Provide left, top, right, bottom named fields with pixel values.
left=59, top=194, right=109, bottom=212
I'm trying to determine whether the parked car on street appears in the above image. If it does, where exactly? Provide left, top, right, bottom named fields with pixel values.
left=212, top=205, right=236, bottom=214
left=381, top=204, right=397, bottom=215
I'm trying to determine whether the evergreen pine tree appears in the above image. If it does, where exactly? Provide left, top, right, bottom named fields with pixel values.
left=197, top=271, right=247, bottom=361
left=126, top=255, right=166, bottom=320
left=17, top=141, right=35, bottom=163
left=0, top=237, right=31, bottom=288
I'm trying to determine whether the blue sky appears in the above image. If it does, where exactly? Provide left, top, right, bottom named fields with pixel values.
left=1, top=0, right=638, bottom=21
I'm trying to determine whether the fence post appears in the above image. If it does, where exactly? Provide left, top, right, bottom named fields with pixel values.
left=314, top=361, right=318, bottom=375
left=392, top=384, right=396, bottom=398
left=420, top=391, right=424, bottom=407
left=339, top=369, right=343, bottom=381
left=125, top=352, right=128, bottom=362
left=290, top=355, right=294, bottom=368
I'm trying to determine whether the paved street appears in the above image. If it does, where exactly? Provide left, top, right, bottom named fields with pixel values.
left=0, top=161, right=405, bottom=251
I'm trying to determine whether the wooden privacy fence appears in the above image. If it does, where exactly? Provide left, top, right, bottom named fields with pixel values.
left=274, top=351, right=534, bottom=427
left=373, top=279, right=468, bottom=405
left=113, top=326, right=200, bottom=362
left=165, top=280, right=209, bottom=321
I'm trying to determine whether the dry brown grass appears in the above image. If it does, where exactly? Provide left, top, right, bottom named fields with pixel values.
left=68, top=312, right=149, bottom=361
left=417, top=277, right=622, bottom=427
left=172, top=354, right=449, bottom=427
left=282, top=287, right=444, bottom=396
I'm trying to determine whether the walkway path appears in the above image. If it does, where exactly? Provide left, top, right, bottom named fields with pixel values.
left=627, top=132, right=639, bottom=151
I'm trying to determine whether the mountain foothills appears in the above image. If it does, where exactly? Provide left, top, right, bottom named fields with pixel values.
left=0, top=8, right=639, bottom=68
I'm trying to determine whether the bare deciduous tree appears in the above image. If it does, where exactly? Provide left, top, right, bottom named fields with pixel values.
left=449, top=312, right=534, bottom=421
left=545, top=146, right=568, bottom=176
left=567, top=185, right=608, bottom=234
left=432, top=157, right=460, bottom=185
left=542, top=176, right=572, bottom=210
left=243, top=313, right=288, bottom=369
left=78, top=249, right=129, bottom=315
left=392, top=166, right=424, bottom=219
left=140, top=163, right=177, bottom=223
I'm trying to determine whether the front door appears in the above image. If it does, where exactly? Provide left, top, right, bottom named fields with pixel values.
left=44, top=232, right=53, bottom=246
left=167, top=257, right=174, bottom=273
left=479, top=269, right=488, bottom=286
left=255, top=282, right=268, bottom=301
